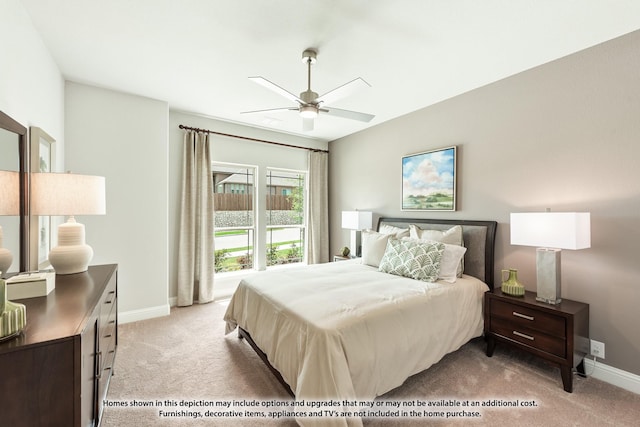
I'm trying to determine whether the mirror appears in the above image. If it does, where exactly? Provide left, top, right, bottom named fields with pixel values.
left=29, top=127, right=56, bottom=270
left=0, top=111, right=28, bottom=275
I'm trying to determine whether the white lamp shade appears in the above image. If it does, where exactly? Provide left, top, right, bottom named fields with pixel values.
left=341, top=211, right=373, bottom=230
left=31, top=173, right=106, bottom=216
left=510, top=212, right=591, bottom=250
left=0, top=170, right=20, bottom=216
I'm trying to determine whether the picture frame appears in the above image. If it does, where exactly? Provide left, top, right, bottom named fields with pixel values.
left=29, top=126, right=56, bottom=270
left=402, top=146, right=457, bottom=211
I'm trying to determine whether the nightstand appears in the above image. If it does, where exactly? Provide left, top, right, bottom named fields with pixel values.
left=333, top=255, right=351, bottom=262
left=484, top=289, right=589, bottom=392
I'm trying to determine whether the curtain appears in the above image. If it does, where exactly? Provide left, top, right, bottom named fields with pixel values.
left=306, top=151, right=329, bottom=264
left=177, top=130, right=215, bottom=306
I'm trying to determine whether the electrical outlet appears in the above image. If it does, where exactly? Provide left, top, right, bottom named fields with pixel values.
left=590, top=339, right=605, bottom=359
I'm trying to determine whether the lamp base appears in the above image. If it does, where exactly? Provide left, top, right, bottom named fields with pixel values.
left=0, top=225, right=13, bottom=276
left=0, top=247, right=12, bottom=277
left=536, top=248, right=562, bottom=305
left=49, top=218, right=94, bottom=275
left=350, top=230, right=362, bottom=258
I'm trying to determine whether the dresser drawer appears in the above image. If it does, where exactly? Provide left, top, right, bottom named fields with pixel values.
left=490, top=317, right=566, bottom=358
left=101, top=332, right=117, bottom=376
left=490, top=299, right=566, bottom=338
left=100, top=276, right=117, bottom=320
left=101, top=307, right=117, bottom=347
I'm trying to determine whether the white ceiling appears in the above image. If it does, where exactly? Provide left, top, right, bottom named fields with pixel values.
left=21, top=0, right=640, bottom=142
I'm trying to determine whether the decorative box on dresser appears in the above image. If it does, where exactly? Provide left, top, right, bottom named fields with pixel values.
left=0, top=264, right=118, bottom=427
left=484, top=288, right=589, bottom=393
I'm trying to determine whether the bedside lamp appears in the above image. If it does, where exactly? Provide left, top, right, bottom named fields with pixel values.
left=341, top=211, right=372, bottom=257
left=31, top=172, right=106, bottom=275
left=0, top=170, right=20, bottom=276
left=510, top=212, right=591, bottom=304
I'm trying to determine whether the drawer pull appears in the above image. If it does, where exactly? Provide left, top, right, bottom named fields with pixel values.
left=513, top=330, right=535, bottom=341
left=96, top=351, right=103, bottom=379
left=104, top=334, right=112, bottom=338
left=513, top=311, right=534, bottom=321
left=105, top=299, right=114, bottom=304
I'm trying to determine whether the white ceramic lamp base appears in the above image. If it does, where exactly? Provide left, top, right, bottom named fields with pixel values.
left=49, top=218, right=94, bottom=275
left=0, top=226, right=13, bottom=276
left=0, top=248, right=12, bottom=277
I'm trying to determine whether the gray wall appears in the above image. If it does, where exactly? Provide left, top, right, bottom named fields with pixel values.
left=329, top=30, right=640, bottom=376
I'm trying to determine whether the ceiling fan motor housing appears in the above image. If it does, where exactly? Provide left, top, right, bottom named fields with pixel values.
left=300, top=89, right=319, bottom=104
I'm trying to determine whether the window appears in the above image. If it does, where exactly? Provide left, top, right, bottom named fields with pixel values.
left=266, top=168, right=306, bottom=267
left=212, top=163, right=255, bottom=273
left=212, top=164, right=307, bottom=273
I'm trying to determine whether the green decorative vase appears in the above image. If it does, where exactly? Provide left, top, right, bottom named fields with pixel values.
left=501, top=269, right=525, bottom=296
left=0, top=278, right=27, bottom=341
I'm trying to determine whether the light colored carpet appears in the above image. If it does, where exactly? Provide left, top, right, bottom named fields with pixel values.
left=102, top=302, right=640, bottom=426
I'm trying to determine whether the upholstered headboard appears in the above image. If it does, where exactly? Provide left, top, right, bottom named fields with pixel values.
left=377, top=217, right=497, bottom=289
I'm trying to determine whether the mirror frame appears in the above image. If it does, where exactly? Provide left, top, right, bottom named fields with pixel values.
left=0, top=110, right=29, bottom=272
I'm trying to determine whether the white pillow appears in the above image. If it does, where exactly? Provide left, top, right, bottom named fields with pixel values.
left=409, top=224, right=464, bottom=276
left=438, top=244, right=467, bottom=283
left=361, top=230, right=392, bottom=267
left=378, top=224, right=410, bottom=238
left=409, top=224, right=463, bottom=245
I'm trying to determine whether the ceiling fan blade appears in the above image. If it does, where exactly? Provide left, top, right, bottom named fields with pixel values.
left=248, top=77, right=303, bottom=104
left=240, top=107, right=298, bottom=115
left=323, top=107, right=375, bottom=122
left=302, top=118, right=314, bottom=131
left=316, top=77, right=371, bottom=105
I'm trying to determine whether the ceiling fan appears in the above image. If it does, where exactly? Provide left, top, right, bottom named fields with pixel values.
left=242, top=48, right=375, bottom=131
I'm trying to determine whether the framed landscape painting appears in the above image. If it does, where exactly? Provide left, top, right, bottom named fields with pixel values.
left=402, top=146, right=457, bottom=211
left=30, top=126, right=56, bottom=269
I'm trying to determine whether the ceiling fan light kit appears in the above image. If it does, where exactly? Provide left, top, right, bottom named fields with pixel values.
left=299, top=105, right=318, bottom=119
left=243, top=47, right=374, bottom=131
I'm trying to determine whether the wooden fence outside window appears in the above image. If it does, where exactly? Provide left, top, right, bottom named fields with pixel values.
left=213, top=194, right=294, bottom=211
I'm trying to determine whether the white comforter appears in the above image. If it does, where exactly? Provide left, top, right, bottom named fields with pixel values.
left=224, top=260, right=488, bottom=426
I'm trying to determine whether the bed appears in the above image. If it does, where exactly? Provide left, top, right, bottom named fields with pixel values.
left=224, top=217, right=496, bottom=426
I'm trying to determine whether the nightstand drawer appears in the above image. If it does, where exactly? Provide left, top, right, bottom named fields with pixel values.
left=490, top=299, right=566, bottom=338
left=490, top=317, right=566, bottom=358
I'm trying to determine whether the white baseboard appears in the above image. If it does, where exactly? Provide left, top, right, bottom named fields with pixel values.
left=118, top=304, right=170, bottom=324
left=584, top=358, right=640, bottom=395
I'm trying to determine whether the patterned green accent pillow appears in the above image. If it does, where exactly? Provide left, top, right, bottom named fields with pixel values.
left=378, top=238, right=445, bottom=282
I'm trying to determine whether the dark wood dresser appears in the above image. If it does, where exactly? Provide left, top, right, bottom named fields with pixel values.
left=0, top=264, right=118, bottom=426
left=484, top=288, right=589, bottom=392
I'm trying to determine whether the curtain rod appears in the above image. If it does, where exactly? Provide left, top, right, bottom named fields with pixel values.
left=178, top=124, right=328, bottom=153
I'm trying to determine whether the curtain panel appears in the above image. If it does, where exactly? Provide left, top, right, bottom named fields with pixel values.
left=306, top=151, right=329, bottom=264
left=177, top=130, right=215, bottom=305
